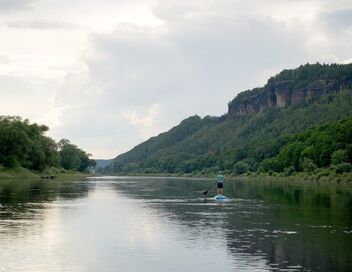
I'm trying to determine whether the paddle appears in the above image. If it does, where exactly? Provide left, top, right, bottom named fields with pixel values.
left=202, top=189, right=211, bottom=195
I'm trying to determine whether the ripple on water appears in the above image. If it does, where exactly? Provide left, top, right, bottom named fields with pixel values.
left=272, top=230, right=298, bottom=235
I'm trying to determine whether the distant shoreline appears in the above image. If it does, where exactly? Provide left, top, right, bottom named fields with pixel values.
left=97, top=171, right=352, bottom=183
left=0, top=167, right=90, bottom=180
left=2, top=167, right=351, bottom=183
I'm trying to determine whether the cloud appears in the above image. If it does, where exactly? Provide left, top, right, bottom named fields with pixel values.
left=53, top=9, right=327, bottom=158
left=122, top=104, right=162, bottom=127
left=0, top=55, right=9, bottom=63
left=4, top=20, right=84, bottom=30
left=122, top=104, right=165, bottom=138
left=0, top=0, right=36, bottom=12
left=0, top=74, right=57, bottom=127
left=320, top=8, right=352, bottom=31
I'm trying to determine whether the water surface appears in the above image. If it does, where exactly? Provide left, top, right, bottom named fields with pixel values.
left=0, top=177, right=351, bottom=271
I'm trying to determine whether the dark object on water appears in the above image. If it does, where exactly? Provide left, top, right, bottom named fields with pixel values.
left=203, top=189, right=211, bottom=195
left=41, top=175, right=55, bottom=179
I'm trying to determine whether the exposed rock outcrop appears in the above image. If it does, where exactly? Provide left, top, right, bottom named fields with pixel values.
left=228, top=64, right=352, bottom=116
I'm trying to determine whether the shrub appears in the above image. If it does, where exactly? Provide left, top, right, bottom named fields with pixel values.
left=333, top=162, right=352, bottom=174
left=300, top=158, right=317, bottom=173
left=284, top=166, right=296, bottom=176
left=233, top=161, right=250, bottom=175
left=260, top=158, right=282, bottom=172
left=316, top=168, right=330, bottom=177
left=331, top=149, right=348, bottom=165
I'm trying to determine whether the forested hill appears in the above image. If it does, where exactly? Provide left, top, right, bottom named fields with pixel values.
left=108, top=63, right=352, bottom=176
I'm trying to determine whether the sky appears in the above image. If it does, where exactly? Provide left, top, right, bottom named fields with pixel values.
left=0, top=0, right=351, bottom=159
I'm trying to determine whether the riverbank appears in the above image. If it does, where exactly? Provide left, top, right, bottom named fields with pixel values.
left=237, top=171, right=352, bottom=183
left=0, top=166, right=91, bottom=180
left=101, top=170, right=352, bottom=183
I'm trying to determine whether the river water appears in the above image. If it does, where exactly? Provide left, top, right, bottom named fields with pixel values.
left=0, top=176, right=351, bottom=272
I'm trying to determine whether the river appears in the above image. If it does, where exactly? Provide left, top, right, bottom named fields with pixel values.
left=0, top=176, right=351, bottom=271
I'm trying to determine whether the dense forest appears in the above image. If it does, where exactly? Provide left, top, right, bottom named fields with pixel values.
left=106, top=63, right=352, bottom=179
left=0, top=116, right=95, bottom=174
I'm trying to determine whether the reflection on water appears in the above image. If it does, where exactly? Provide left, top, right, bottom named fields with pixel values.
left=0, top=177, right=351, bottom=272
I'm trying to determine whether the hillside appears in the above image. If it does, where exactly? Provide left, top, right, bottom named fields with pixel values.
left=259, top=118, right=352, bottom=174
left=108, top=63, right=352, bottom=176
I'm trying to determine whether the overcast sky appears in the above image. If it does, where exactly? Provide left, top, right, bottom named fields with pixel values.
left=0, top=0, right=351, bottom=159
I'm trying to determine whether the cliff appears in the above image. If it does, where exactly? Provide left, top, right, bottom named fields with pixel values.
left=228, top=63, right=352, bottom=116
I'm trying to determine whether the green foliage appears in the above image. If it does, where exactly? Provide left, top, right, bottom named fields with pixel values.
left=268, top=63, right=352, bottom=89
left=0, top=116, right=56, bottom=170
left=300, top=158, right=318, bottom=173
left=233, top=161, right=249, bottom=175
left=284, top=166, right=296, bottom=176
left=331, top=149, right=348, bottom=165
left=332, top=163, right=352, bottom=174
left=0, top=116, right=94, bottom=172
left=260, top=158, right=282, bottom=173
left=58, top=139, right=95, bottom=171
left=107, top=64, right=352, bottom=176
left=109, top=91, right=352, bottom=175
left=262, top=118, right=352, bottom=173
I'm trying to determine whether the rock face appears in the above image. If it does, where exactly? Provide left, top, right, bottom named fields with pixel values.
left=228, top=64, right=352, bottom=116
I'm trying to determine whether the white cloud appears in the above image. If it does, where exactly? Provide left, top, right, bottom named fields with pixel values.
left=0, top=0, right=36, bottom=12
left=0, top=74, right=58, bottom=129
left=4, top=20, right=84, bottom=30
left=0, top=54, right=9, bottom=63
left=122, top=104, right=165, bottom=139
left=122, top=104, right=162, bottom=127
left=320, top=8, right=352, bottom=30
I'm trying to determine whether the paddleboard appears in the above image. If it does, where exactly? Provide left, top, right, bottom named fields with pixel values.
left=214, top=194, right=226, bottom=201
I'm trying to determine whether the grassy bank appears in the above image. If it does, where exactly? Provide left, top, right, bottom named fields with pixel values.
left=102, top=169, right=352, bottom=183
left=232, top=171, right=352, bottom=183
left=0, top=166, right=90, bottom=180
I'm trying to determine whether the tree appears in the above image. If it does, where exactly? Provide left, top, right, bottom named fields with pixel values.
left=331, top=149, right=348, bottom=165
left=58, top=139, right=95, bottom=171
left=233, top=161, right=250, bottom=175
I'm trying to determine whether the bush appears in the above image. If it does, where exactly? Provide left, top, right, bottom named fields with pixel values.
left=316, top=168, right=330, bottom=177
left=331, top=149, right=348, bottom=165
left=333, top=162, right=352, bottom=174
left=284, top=166, right=296, bottom=176
left=300, top=158, right=317, bottom=173
left=260, top=158, right=282, bottom=172
left=233, top=161, right=250, bottom=175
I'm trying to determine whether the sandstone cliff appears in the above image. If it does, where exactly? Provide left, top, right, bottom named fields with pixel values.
left=228, top=63, right=352, bottom=116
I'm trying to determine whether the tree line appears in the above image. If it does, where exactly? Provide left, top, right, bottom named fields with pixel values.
left=0, top=116, right=95, bottom=172
left=239, top=117, right=352, bottom=175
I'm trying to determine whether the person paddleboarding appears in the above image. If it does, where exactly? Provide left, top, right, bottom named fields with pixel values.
left=216, top=171, right=225, bottom=195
